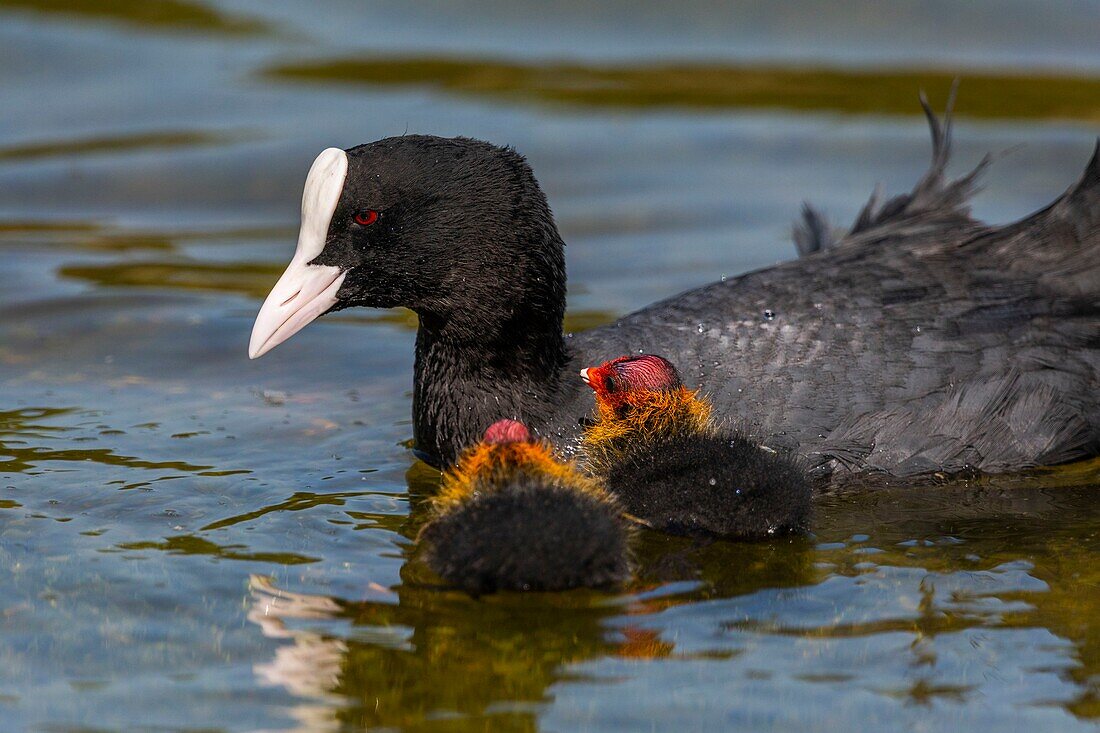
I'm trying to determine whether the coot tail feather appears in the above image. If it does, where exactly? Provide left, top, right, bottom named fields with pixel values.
left=794, top=86, right=990, bottom=256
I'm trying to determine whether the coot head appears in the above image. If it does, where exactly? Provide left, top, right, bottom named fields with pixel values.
left=581, top=355, right=711, bottom=442
left=581, top=354, right=681, bottom=410
left=482, top=418, right=533, bottom=444
left=250, top=136, right=566, bottom=359
left=436, top=419, right=589, bottom=508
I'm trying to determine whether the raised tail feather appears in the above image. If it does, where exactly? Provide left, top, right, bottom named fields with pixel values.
left=793, top=81, right=991, bottom=256
left=972, top=139, right=1100, bottom=297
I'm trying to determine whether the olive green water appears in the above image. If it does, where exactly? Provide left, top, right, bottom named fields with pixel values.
left=1, top=1, right=1098, bottom=731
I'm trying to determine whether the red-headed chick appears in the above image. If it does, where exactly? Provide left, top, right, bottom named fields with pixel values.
left=580, top=355, right=811, bottom=539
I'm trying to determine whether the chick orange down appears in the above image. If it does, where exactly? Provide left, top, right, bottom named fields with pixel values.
left=581, top=355, right=811, bottom=539
left=418, top=419, right=631, bottom=593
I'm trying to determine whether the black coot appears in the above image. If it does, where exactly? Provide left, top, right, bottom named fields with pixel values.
left=249, top=98, right=1100, bottom=486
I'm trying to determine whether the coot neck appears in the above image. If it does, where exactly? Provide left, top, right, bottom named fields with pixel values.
left=412, top=296, right=570, bottom=467
left=408, top=157, right=573, bottom=466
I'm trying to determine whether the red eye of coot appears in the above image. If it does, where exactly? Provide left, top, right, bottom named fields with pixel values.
left=354, top=210, right=379, bottom=226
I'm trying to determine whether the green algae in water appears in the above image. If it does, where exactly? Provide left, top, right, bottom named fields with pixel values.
left=264, top=56, right=1100, bottom=123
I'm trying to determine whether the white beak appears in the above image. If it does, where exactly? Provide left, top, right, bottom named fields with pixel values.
left=580, top=368, right=592, bottom=385
left=249, top=147, right=349, bottom=359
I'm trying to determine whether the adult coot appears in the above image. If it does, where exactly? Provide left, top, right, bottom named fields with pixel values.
left=418, top=419, right=630, bottom=594
left=580, top=354, right=811, bottom=538
left=249, top=100, right=1100, bottom=485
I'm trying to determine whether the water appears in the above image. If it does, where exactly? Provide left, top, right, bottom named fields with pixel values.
left=1, top=1, right=1098, bottom=730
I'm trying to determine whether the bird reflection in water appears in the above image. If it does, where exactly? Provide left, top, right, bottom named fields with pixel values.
left=244, top=524, right=817, bottom=730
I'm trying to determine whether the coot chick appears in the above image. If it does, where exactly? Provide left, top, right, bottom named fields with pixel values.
left=418, top=419, right=630, bottom=594
left=248, top=100, right=1100, bottom=482
left=581, top=355, right=811, bottom=539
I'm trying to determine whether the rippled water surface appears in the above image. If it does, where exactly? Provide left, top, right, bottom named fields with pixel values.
left=1, top=1, right=1099, bottom=731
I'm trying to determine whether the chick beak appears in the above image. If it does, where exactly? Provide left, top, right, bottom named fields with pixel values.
left=580, top=368, right=593, bottom=387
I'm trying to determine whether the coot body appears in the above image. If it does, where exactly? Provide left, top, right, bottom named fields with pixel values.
left=249, top=101, right=1100, bottom=485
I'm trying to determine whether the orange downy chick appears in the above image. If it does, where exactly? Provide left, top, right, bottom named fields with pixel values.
left=580, top=355, right=712, bottom=473
left=419, top=419, right=631, bottom=594
left=579, top=355, right=812, bottom=539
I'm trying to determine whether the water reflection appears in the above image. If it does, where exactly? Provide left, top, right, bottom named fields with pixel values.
left=249, top=575, right=630, bottom=731
left=246, top=473, right=1098, bottom=730
left=246, top=548, right=795, bottom=729
left=118, top=534, right=319, bottom=564
left=60, top=260, right=284, bottom=298
left=247, top=461, right=819, bottom=729
left=56, top=257, right=617, bottom=332
left=0, top=406, right=218, bottom=474
left=816, top=479, right=1100, bottom=719
left=0, top=221, right=295, bottom=253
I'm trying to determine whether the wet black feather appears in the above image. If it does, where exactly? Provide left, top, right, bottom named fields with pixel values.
left=418, top=475, right=631, bottom=594
left=599, top=432, right=812, bottom=539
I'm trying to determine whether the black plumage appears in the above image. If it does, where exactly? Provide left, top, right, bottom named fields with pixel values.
left=418, top=473, right=630, bottom=594
left=252, top=98, right=1100, bottom=486
left=598, top=431, right=811, bottom=539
